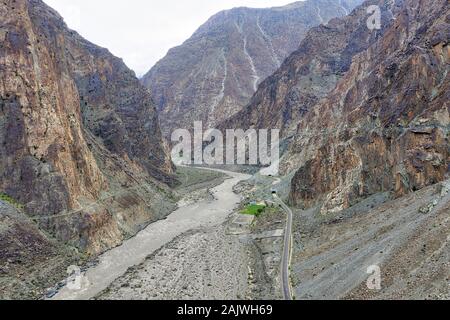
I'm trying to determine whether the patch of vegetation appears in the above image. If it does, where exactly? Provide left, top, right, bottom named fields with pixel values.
left=0, top=193, right=23, bottom=209
left=241, top=204, right=266, bottom=217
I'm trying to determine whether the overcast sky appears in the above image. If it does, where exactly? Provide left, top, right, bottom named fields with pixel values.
left=43, top=0, right=297, bottom=77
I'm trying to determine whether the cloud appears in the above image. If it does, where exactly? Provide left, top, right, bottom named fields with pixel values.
left=43, top=0, right=297, bottom=77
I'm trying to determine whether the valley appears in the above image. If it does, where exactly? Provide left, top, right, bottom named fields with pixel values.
left=0, top=0, right=448, bottom=301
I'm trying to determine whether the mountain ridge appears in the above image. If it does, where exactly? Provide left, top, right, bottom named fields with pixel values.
left=142, top=0, right=363, bottom=136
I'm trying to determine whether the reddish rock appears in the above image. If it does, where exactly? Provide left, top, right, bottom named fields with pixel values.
left=287, top=0, right=449, bottom=212
left=0, top=0, right=176, bottom=253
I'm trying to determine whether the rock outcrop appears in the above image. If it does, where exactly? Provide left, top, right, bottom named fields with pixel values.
left=142, top=0, right=363, bottom=136
left=288, top=0, right=449, bottom=213
left=0, top=0, right=177, bottom=254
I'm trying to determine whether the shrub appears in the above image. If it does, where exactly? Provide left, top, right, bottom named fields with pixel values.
left=0, top=193, right=23, bottom=209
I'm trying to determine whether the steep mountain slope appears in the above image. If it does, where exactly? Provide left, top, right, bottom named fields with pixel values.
left=288, top=0, right=449, bottom=212
left=0, top=199, right=80, bottom=299
left=224, top=0, right=449, bottom=214
left=221, top=1, right=385, bottom=139
left=291, top=179, right=450, bottom=299
left=142, top=0, right=363, bottom=136
left=0, top=0, right=177, bottom=255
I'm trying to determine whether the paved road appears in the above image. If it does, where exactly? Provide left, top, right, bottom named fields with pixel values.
left=274, top=194, right=293, bottom=300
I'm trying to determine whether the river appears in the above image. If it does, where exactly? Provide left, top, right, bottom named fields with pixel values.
left=52, top=168, right=250, bottom=300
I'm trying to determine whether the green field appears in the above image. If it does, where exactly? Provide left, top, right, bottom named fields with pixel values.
left=241, top=204, right=266, bottom=217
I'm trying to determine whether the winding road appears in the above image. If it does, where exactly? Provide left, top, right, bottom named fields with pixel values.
left=274, top=194, right=294, bottom=300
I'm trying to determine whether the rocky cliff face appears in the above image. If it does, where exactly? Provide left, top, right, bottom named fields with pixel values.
left=225, top=0, right=449, bottom=213
left=0, top=0, right=176, bottom=254
left=288, top=0, right=449, bottom=213
left=142, top=0, right=362, bottom=136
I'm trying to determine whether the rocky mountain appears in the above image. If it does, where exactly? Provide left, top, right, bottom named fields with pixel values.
left=289, top=0, right=449, bottom=212
left=142, top=0, right=363, bottom=136
left=225, top=0, right=449, bottom=213
left=221, top=0, right=383, bottom=139
left=0, top=0, right=177, bottom=255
